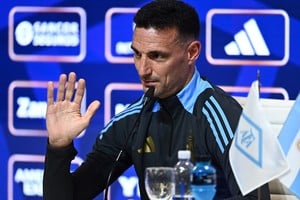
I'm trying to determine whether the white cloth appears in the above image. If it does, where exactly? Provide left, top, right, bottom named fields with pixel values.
left=229, top=80, right=289, bottom=195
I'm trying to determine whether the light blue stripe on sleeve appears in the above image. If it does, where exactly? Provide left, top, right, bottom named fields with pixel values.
left=100, top=98, right=143, bottom=134
left=203, top=108, right=225, bottom=153
left=210, top=96, right=234, bottom=138
left=205, top=100, right=229, bottom=146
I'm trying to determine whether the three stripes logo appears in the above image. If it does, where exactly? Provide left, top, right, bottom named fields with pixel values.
left=206, top=9, right=290, bottom=66
left=224, top=18, right=270, bottom=56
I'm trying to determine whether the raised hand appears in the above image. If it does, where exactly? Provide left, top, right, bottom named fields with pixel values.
left=46, top=72, right=100, bottom=148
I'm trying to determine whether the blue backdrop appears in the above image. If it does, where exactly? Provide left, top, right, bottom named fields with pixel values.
left=1, top=0, right=299, bottom=199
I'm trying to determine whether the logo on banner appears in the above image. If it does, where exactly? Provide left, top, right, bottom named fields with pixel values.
left=9, top=6, right=86, bottom=62
left=8, top=154, right=83, bottom=200
left=206, top=9, right=289, bottom=66
left=224, top=18, right=270, bottom=56
left=8, top=81, right=86, bottom=137
left=235, top=113, right=263, bottom=167
left=105, top=8, right=138, bottom=64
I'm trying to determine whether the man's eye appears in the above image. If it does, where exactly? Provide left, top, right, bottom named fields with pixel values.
left=134, top=52, right=141, bottom=58
left=149, top=53, right=163, bottom=60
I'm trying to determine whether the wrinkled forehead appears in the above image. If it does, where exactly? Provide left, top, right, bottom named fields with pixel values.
left=132, top=27, right=182, bottom=48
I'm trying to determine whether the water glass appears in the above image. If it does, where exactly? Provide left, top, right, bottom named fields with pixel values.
left=145, top=167, right=175, bottom=200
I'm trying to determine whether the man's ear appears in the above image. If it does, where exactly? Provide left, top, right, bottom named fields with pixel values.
left=187, top=41, right=201, bottom=63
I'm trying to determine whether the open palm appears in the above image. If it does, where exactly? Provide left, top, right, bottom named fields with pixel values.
left=46, top=72, right=100, bottom=148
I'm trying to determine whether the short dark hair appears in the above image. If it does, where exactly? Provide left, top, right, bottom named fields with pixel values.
left=134, top=0, right=200, bottom=40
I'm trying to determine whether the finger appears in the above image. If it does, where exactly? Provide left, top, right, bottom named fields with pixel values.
left=56, top=74, right=67, bottom=102
left=83, top=100, right=101, bottom=123
left=47, top=81, right=54, bottom=106
left=73, top=78, right=85, bottom=105
left=65, top=72, right=76, bottom=101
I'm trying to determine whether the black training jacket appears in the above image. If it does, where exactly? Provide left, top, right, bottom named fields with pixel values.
left=43, top=69, right=270, bottom=200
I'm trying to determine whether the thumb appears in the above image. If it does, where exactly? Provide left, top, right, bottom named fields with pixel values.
left=83, top=100, right=101, bottom=123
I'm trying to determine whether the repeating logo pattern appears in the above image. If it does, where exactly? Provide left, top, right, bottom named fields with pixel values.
left=206, top=9, right=290, bottom=66
left=3, top=2, right=297, bottom=200
left=9, top=6, right=87, bottom=62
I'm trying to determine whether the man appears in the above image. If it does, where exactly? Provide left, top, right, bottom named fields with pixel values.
left=43, top=0, right=270, bottom=199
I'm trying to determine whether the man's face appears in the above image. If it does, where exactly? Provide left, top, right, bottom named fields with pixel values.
left=131, top=27, right=196, bottom=99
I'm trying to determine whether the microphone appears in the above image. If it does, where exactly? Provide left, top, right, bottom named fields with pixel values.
left=143, top=86, right=155, bottom=106
left=104, top=86, right=155, bottom=200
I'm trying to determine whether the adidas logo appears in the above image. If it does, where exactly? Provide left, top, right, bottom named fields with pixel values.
left=224, top=18, right=270, bottom=56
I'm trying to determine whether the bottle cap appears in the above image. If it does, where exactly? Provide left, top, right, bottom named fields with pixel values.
left=178, top=150, right=191, bottom=159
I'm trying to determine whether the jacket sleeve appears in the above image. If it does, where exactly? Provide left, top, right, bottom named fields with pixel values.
left=43, top=97, right=145, bottom=199
left=43, top=141, right=77, bottom=200
left=43, top=139, right=129, bottom=200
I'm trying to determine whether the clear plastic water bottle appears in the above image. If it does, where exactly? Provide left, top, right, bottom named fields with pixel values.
left=191, top=155, right=216, bottom=200
left=174, top=150, right=194, bottom=199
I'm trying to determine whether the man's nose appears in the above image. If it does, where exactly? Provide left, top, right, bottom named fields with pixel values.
left=139, top=56, right=152, bottom=75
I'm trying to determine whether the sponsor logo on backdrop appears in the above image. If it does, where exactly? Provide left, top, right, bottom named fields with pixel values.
left=224, top=18, right=270, bottom=56
left=105, top=8, right=138, bottom=64
left=206, top=9, right=290, bottom=66
left=8, top=81, right=86, bottom=137
left=9, top=6, right=86, bottom=62
left=8, top=154, right=83, bottom=200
